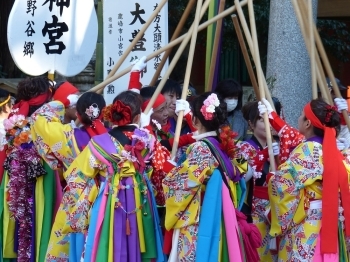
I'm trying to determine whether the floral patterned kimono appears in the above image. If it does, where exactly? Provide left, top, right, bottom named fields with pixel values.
left=268, top=136, right=350, bottom=261
left=237, top=136, right=277, bottom=262
left=54, top=126, right=165, bottom=262
left=163, top=133, right=248, bottom=262
left=31, top=101, right=106, bottom=261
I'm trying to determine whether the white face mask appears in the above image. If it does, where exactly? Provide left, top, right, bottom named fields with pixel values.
left=225, top=98, right=238, bottom=112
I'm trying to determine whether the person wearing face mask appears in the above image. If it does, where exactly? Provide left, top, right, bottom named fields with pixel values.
left=215, top=79, right=248, bottom=140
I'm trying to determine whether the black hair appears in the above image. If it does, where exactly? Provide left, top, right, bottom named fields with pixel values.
left=305, top=98, right=340, bottom=137
left=0, top=89, right=12, bottom=114
left=241, top=101, right=261, bottom=127
left=76, top=92, right=106, bottom=126
left=156, top=78, right=181, bottom=98
left=191, top=92, right=227, bottom=132
left=112, top=91, right=142, bottom=123
left=16, top=77, right=53, bottom=116
left=140, top=86, right=156, bottom=102
left=214, top=79, right=243, bottom=110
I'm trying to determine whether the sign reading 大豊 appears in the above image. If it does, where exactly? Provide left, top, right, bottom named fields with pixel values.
left=7, top=0, right=98, bottom=77
left=103, top=0, right=169, bottom=105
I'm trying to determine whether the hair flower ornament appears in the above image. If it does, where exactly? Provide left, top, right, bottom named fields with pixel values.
left=200, top=93, right=220, bottom=120
left=85, top=103, right=100, bottom=120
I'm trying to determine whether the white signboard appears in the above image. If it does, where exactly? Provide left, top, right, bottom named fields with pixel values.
left=103, top=0, right=169, bottom=105
left=7, top=0, right=98, bottom=77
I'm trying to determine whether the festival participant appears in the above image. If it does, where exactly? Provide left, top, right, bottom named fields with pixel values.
left=0, top=77, right=54, bottom=262
left=259, top=97, right=350, bottom=162
left=155, top=78, right=181, bottom=119
left=215, top=78, right=248, bottom=140
left=60, top=90, right=165, bottom=262
left=163, top=92, right=261, bottom=262
left=237, top=101, right=280, bottom=261
left=31, top=58, right=147, bottom=261
left=30, top=92, right=106, bottom=261
left=268, top=99, right=350, bottom=261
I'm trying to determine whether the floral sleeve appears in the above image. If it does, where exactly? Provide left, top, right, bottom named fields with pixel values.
left=60, top=144, right=106, bottom=233
left=268, top=142, right=323, bottom=236
left=30, top=101, right=78, bottom=169
left=163, top=141, right=218, bottom=230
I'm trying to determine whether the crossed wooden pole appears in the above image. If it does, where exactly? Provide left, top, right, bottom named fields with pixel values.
left=88, top=0, right=277, bottom=164
left=292, top=0, right=350, bottom=130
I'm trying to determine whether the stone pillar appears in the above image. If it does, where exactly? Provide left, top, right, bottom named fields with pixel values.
left=266, top=0, right=318, bottom=127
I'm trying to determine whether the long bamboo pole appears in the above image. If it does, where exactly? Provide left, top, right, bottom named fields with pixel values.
left=171, top=0, right=204, bottom=158
left=143, top=0, right=212, bottom=114
left=234, top=0, right=275, bottom=110
left=231, top=15, right=260, bottom=100
left=314, top=26, right=350, bottom=129
left=105, top=0, right=168, bottom=81
left=291, top=0, right=331, bottom=104
left=88, top=0, right=249, bottom=94
left=149, top=0, right=197, bottom=86
left=307, top=0, right=317, bottom=99
left=247, top=0, right=276, bottom=171
left=207, top=0, right=226, bottom=90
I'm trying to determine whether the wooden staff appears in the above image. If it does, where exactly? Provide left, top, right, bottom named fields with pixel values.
left=143, top=0, right=212, bottom=115
left=207, top=0, right=226, bottom=90
left=149, top=0, right=197, bottom=86
left=247, top=0, right=276, bottom=171
left=234, top=0, right=275, bottom=110
left=291, top=0, right=331, bottom=104
left=105, top=0, right=168, bottom=80
left=88, top=0, right=249, bottom=94
left=171, top=0, right=204, bottom=158
left=307, top=0, right=317, bottom=99
left=231, top=14, right=260, bottom=100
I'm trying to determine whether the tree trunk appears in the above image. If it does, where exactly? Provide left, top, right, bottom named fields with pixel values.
left=266, top=0, right=318, bottom=127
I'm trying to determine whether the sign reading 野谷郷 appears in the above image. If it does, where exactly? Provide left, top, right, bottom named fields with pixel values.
left=7, top=0, right=98, bottom=77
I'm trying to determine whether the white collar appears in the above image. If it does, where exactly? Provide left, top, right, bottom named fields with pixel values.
left=192, top=130, right=217, bottom=141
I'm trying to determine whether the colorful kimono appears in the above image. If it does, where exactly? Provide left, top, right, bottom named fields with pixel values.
left=268, top=136, right=350, bottom=261
left=55, top=126, right=165, bottom=262
left=1, top=122, right=56, bottom=262
left=163, top=135, right=247, bottom=261
left=237, top=136, right=277, bottom=262
left=31, top=101, right=109, bottom=261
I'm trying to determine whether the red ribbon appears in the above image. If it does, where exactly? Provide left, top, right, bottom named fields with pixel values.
left=304, top=102, right=350, bottom=254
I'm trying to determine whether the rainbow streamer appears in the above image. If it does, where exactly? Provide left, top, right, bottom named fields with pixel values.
left=205, top=0, right=223, bottom=91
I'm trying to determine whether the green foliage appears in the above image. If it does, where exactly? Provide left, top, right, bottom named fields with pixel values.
left=317, top=19, right=350, bottom=63
left=167, top=0, right=350, bottom=65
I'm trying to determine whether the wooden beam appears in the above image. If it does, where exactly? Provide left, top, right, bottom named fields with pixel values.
left=318, top=0, right=350, bottom=18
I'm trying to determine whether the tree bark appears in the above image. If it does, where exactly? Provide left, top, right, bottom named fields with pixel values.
left=266, top=0, right=318, bottom=127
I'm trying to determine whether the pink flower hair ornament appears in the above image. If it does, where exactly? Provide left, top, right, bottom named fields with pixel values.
left=85, top=103, right=100, bottom=120
left=200, top=93, right=220, bottom=120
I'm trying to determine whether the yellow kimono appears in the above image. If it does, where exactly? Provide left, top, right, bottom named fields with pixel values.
left=50, top=127, right=164, bottom=262
left=163, top=137, right=245, bottom=261
left=268, top=139, right=350, bottom=261
left=30, top=101, right=91, bottom=260
left=31, top=101, right=80, bottom=170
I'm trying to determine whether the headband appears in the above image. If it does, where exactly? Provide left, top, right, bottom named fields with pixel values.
left=0, top=95, right=11, bottom=107
left=141, top=94, right=166, bottom=112
left=304, top=102, right=350, bottom=254
left=12, top=92, right=50, bottom=117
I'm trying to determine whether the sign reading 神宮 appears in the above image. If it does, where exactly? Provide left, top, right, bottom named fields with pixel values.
left=103, top=0, right=169, bottom=105
left=7, top=0, right=98, bottom=77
